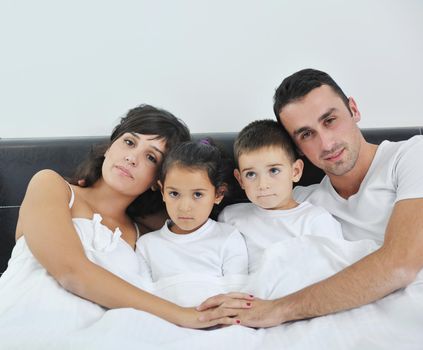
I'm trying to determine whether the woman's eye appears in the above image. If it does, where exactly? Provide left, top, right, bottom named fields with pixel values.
left=245, top=171, right=256, bottom=179
left=124, top=139, right=135, bottom=146
left=270, top=167, right=280, bottom=175
left=193, top=192, right=203, bottom=199
left=169, top=191, right=179, bottom=198
left=147, top=154, right=157, bottom=164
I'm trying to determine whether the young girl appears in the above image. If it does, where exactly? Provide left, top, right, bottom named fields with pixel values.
left=0, top=106, right=251, bottom=348
left=137, top=139, right=249, bottom=282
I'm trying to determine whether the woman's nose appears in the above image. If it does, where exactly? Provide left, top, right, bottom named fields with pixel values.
left=125, top=155, right=136, bottom=166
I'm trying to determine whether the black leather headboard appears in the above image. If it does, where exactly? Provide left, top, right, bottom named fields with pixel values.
left=1, top=127, right=421, bottom=273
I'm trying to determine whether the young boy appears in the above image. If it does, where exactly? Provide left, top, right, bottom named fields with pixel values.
left=218, top=119, right=344, bottom=273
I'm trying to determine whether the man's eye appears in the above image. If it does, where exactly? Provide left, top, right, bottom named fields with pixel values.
left=300, top=130, right=313, bottom=140
left=245, top=172, right=256, bottom=179
left=269, top=168, right=280, bottom=175
left=169, top=191, right=179, bottom=198
left=324, top=117, right=336, bottom=126
left=193, top=192, right=203, bottom=199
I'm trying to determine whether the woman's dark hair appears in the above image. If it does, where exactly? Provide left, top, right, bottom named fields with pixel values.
left=70, top=104, right=190, bottom=218
left=159, top=138, right=232, bottom=219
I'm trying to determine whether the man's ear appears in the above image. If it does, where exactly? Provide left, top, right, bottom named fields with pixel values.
left=296, top=147, right=304, bottom=157
left=292, top=159, right=304, bottom=183
left=214, top=184, right=227, bottom=205
left=348, top=96, right=361, bottom=123
left=233, top=169, right=244, bottom=189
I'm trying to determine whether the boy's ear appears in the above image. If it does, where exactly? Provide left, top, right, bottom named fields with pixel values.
left=214, top=184, right=227, bottom=204
left=233, top=169, right=244, bottom=189
left=292, top=159, right=304, bottom=183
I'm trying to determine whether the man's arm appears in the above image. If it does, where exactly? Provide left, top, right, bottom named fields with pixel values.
left=198, top=198, right=423, bottom=327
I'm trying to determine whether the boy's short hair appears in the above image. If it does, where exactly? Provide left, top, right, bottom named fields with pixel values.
left=234, top=119, right=298, bottom=166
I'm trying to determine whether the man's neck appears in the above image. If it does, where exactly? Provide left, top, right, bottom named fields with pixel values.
left=328, top=142, right=379, bottom=199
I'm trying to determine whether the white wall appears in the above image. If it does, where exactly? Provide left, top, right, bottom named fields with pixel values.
left=1, top=0, right=422, bottom=138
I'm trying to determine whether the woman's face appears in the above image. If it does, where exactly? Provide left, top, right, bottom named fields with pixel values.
left=102, top=132, right=166, bottom=197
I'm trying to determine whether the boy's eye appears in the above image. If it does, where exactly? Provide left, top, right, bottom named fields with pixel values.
left=245, top=171, right=256, bottom=179
left=269, top=167, right=280, bottom=175
left=168, top=191, right=179, bottom=198
left=193, top=192, right=203, bottom=199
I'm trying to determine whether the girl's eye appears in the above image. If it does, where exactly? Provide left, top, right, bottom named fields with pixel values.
left=147, top=154, right=157, bottom=164
left=269, top=167, right=280, bottom=175
left=168, top=191, right=179, bottom=198
left=245, top=171, right=256, bottom=179
left=193, top=192, right=203, bottom=199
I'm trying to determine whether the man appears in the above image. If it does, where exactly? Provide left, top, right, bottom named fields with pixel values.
left=199, top=68, right=423, bottom=328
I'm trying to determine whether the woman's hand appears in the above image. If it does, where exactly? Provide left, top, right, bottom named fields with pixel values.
left=191, top=292, right=253, bottom=326
left=175, top=306, right=241, bottom=329
left=198, top=296, right=285, bottom=328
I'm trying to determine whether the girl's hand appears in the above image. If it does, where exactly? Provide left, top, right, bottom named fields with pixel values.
left=175, top=306, right=242, bottom=329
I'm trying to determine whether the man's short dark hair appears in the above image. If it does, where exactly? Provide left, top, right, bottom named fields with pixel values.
left=234, top=119, right=298, bottom=166
left=273, top=68, right=351, bottom=124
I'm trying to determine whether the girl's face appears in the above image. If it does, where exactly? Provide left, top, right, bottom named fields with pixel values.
left=159, top=165, right=224, bottom=234
left=102, top=132, right=166, bottom=197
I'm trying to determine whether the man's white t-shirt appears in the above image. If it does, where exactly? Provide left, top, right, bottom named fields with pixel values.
left=218, top=201, right=343, bottom=273
left=294, top=135, right=423, bottom=245
left=136, top=219, right=248, bottom=282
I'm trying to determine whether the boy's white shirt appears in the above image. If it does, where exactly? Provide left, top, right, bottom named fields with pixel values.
left=218, top=201, right=343, bottom=273
left=136, top=218, right=248, bottom=282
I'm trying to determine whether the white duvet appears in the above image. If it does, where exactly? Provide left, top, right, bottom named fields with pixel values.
left=64, top=236, right=423, bottom=350
left=1, top=232, right=422, bottom=349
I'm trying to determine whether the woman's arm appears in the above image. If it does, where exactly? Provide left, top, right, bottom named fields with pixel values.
left=18, top=170, right=241, bottom=328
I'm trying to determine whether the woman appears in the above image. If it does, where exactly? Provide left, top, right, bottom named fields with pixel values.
left=0, top=104, right=251, bottom=347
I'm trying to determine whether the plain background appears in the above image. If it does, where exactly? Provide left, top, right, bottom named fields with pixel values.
left=1, top=0, right=422, bottom=138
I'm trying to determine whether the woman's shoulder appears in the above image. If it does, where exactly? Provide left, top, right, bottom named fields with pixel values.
left=26, top=169, right=72, bottom=201
left=30, top=169, right=65, bottom=183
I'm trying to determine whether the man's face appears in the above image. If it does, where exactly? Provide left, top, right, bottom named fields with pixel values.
left=278, top=85, right=362, bottom=176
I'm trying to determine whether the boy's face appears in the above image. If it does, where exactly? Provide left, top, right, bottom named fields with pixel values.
left=234, top=146, right=303, bottom=210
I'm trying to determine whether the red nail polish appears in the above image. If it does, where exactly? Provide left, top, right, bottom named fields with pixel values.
left=236, top=319, right=241, bottom=324
left=246, top=302, right=251, bottom=306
